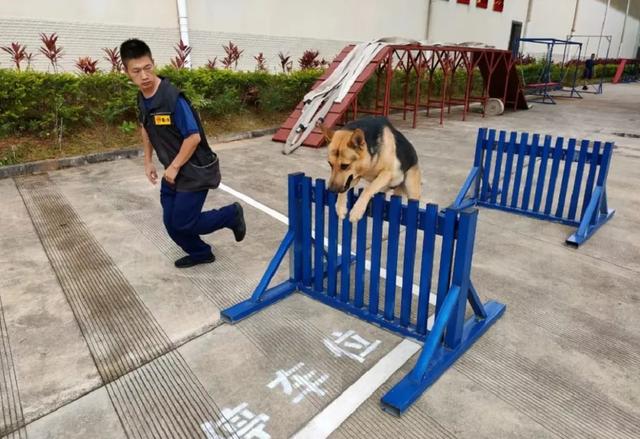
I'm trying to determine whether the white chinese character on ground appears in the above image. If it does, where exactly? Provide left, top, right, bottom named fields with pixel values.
left=323, top=330, right=381, bottom=363
left=267, top=362, right=329, bottom=404
left=201, top=402, right=270, bottom=439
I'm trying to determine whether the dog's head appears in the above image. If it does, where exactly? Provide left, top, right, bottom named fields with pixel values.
left=320, top=124, right=368, bottom=193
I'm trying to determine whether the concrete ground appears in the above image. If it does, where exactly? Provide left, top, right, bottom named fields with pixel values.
left=1, top=83, right=639, bottom=439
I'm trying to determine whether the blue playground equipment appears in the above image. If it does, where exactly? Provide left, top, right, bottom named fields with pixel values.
left=222, top=173, right=506, bottom=415
left=516, top=37, right=583, bottom=104
left=452, top=128, right=615, bottom=246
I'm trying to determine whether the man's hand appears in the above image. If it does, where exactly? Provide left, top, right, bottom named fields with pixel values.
left=164, top=164, right=180, bottom=185
left=145, top=162, right=158, bottom=185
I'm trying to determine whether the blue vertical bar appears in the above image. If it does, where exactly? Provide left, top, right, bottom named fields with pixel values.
left=581, top=141, right=601, bottom=219
left=445, top=208, right=478, bottom=349
left=368, top=193, right=385, bottom=315
left=327, top=191, right=338, bottom=297
left=400, top=199, right=419, bottom=328
left=521, top=133, right=540, bottom=211
left=288, top=173, right=304, bottom=282
left=354, top=189, right=367, bottom=308
left=568, top=139, right=590, bottom=221
left=489, top=131, right=506, bottom=204
left=301, top=176, right=313, bottom=287
left=544, top=137, right=564, bottom=216
left=532, top=135, right=552, bottom=212
left=313, top=179, right=326, bottom=293
left=480, top=129, right=497, bottom=201
left=436, top=208, right=456, bottom=315
left=416, top=204, right=437, bottom=335
left=384, top=196, right=402, bottom=321
left=340, top=191, right=354, bottom=303
left=472, top=129, right=487, bottom=200
left=555, top=138, right=576, bottom=218
left=500, top=131, right=517, bottom=206
left=596, top=143, right=613, bottom=187
left=510, top=132, right=529, bottom=208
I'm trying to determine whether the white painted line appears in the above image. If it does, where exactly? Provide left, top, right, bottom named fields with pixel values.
left=291, top=339, right=421, bottom=439
left=219, top=183, right=437, bottom=305
left=219, top=183, right=289, bottom=225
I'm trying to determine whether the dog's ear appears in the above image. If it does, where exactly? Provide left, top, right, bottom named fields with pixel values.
left=350, top=129, right=365, bottom=150
left=318, top=123, right=334, bottom=143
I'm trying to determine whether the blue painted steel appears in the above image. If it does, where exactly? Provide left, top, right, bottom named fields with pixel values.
left=568, top=139, right=589, bottom=221
left=532, top=135, right=552, bottom=212
left=453, top=129, right=615, bottom=246
left=354, top=189, right=367, bottom=308
left=555, top=138, right=576, bottom=218
left=327, top=191, right=338, bottom=297
left=416, top=204, right=437, bottom=335
left=313, top=179, right=325, bottom=293
left=544, top=137, right=564, bottom=215
left=436, top=209, right=456, bottom=315
left=511, top=132, right=529, bottom=208
left=500, top=132, right=517, bottom=206
left=369, top=193, right=385, bottom=315
left=340, top=192, right=354, bottom=303
left=490, top=131, right=506, bottom=204
left=384, top=196, right=402, bottom=321
left=400, top=200, right=419, bottom=327
left=481, top=129, right=496, bottom=199
left=223, top=172, right=506, bottom=415
left=301, top=177, right=313, bottom=286
left=521, top=133, right=540, bottom=211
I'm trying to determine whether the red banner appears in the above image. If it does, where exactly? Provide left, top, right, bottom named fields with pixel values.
left=493, top=0, right=504, bottom=12
left=457, top=0, right=471, bottom=4
left=476, top=0, right=488, bottom=8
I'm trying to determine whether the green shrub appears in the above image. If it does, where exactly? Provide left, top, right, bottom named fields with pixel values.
left=0, top=68, right=321, bottom=137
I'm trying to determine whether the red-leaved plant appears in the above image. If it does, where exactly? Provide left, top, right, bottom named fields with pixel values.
left=171, top=39, right=192, bottom=69
left=222, top=41, right=243, bottom=70
left=299, top=49, right=321, bottom=70
left=39, top=33, right=63, bottom=72
left=278, top=51, right=292, bottom=73
left=206, top=57, right=218, bottom=69
left=254, top=52, right=267, bottom=71
left=1, top=42, right=27, bottom=71
left=102, top=47, right=123, bottom=72
left=76, top=57, right=99, bottom=74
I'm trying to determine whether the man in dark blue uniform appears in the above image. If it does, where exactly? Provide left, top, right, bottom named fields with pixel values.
left=120, top=39, right=245, bottom=268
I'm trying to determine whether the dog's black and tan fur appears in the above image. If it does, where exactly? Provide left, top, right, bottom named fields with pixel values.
left=321, top=116, right=421, bottom=222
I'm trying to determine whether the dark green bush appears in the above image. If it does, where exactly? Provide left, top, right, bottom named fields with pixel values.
left=0, top=68, right=321, bottom=137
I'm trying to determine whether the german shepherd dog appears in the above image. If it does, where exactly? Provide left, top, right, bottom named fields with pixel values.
left=321, top=116, right=421, bottom=222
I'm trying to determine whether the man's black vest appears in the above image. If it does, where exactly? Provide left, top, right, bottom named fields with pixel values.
left=138, top=78, right=221, bottom=192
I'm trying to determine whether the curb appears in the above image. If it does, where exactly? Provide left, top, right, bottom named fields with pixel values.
left=0, top=127, right=278, bottom=180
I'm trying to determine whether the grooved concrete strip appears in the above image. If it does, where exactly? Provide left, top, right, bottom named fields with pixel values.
left=0, top=295, right=27, bottom=438
left=15, top=175, right=232, bottom=439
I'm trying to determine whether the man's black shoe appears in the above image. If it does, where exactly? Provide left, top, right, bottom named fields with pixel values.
left=232, top=202, right=246, bottom=242
left=174, top=254, right=215, bottom=268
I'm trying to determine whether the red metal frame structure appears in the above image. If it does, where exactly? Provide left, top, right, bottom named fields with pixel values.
left=274, top=44, right=528, bottom=148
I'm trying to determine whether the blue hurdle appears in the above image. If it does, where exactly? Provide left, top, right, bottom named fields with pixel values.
left=452, top=128, right=615, bottom=246
left=222, top=173, right=506, bottom=415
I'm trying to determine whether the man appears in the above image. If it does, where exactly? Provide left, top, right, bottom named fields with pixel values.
left=120, top=38, right=245, bottom=268
left=582, top=53, right=595, bottom=91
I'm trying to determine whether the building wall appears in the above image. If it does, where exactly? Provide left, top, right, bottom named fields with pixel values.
left=0, top=0, right=638, bottom=73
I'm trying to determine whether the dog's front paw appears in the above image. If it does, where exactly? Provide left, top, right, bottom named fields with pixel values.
left=349, top=202, right=367, bottom=223
left=336, top=203, right=348, bottom=221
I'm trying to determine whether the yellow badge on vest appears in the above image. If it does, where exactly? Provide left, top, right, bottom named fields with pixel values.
left=154, top=114, right=171, bottom=125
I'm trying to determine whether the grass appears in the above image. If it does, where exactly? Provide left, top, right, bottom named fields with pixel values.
left=0, top=111, right=288, bottom=167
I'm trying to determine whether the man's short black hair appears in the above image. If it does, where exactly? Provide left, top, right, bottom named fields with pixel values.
left=120, top=39, right=153, bottom=67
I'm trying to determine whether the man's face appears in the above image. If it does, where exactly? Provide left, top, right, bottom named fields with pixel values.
left=124, top=55, right=157, bottom=94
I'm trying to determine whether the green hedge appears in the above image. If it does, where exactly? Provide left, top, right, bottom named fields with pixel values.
left=0, top=67, right=322, bottom=137
left=516, top=62, right=621, bottom=85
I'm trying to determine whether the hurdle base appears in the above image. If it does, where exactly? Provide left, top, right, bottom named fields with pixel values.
left=221, top=281, right=297, bottom=323
left=380, top=300, right=506, bottom=416
left=566, top=208, right=615, bottom=247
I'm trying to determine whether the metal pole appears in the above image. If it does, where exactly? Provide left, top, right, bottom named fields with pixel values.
left=176, top=0, right=192, bottom=68
left=596, top=0, right=611, bottom=57
left=617, top=0, right=631, bottom=58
